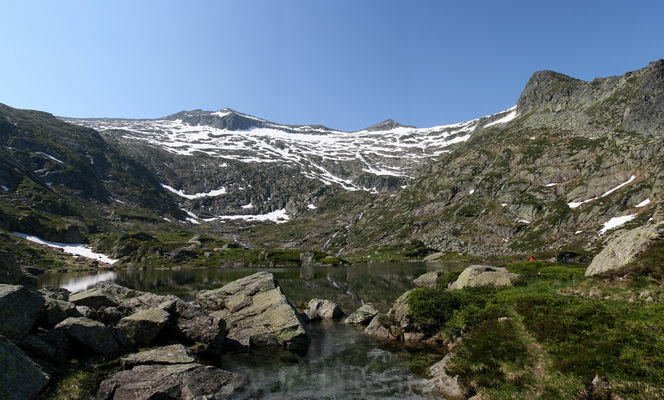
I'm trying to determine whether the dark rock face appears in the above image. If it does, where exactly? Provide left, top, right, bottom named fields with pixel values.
left=344, top=303, right=379, bottom=325
left=69, top=288, right=119, bottom=309
left=0, top=335, right=50, bottom=400
left=0, top=284, right=44, bottom=341
left=116, top=308, right=170, bottom=346
left=43, top=297, right=82, bottom=326
left=54, top=317, right=126, bottom=357
left=97, top=363, right=251, bottom=400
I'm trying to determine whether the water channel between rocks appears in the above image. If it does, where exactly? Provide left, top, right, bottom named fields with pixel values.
left=38, top=262, right=470, bottom=399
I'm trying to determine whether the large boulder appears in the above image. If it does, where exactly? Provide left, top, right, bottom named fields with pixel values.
left=97, top=363, right=251, bottom=400
left=413, top=271, right=443, bottom=288
left=54, top=317, right=125, bottom=357
left=0, top=284, right=44, bottom=341
left=69, top=288, right=118, bottom=310
left=304, top=298, right=344, bottom=321
left=448, top=265, right=519, bottom=290
left=121, top=344, right=197, bottom=368
left=196, top=271, right=310, bottom=353
left=117, top=308, right=170, bottom=346
left=344, top=303, right=379, bottom=325
left=0, top=335, right=50, bottom=400
left=585, top=224, right=663, bottom=276
left=421, top=354, right=466, bottom=400
left=364, top=314, right=402, bottom=342
left=169, top=299, right=226, bottom=354
left=43, top=297, right=82, bottom=326
left=0, top=250, right=23, bottom=285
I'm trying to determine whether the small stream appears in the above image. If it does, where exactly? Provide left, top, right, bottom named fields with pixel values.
left=38, top=262, right=468, bottom=399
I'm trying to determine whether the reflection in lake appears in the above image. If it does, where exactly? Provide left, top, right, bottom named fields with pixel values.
left=38, top=262, right=469, bottom=399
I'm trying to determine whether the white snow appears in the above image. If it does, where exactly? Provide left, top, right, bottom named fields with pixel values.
left=598, top=214, right=637, bottom=235
left=568, top=175, right=637, bottom=209
left=161, top=184, right=227, bottom=199
left=544, top=183, right=559, bottom=187
left=206, top=209, right=290, bottom=224
left=517, top=218, right=530, bottom=224
left=307, top=204, right=317, bottom=210
left=575, top=230, right=583, bottom=234
left=0, top=185, right=9, bottom=192
left=484, top=107, right=518, bottom=128
left=241, top=203, right=253, bottom=209
left=469, top=189, right=475, bottom=195
left=501, top=203, right=507, bottom=207
left=58, top=271, right=118, bottom=293
left=635, top=199, right=651, bottom=208
left=36, top=152, right=64, bottom=164
left=12, top=232, right=118, bottom=264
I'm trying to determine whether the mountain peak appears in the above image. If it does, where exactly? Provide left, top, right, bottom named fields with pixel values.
left=363, top=119, right=415, bottom=132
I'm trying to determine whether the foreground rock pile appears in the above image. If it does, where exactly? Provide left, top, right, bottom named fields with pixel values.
left=0, top=271, right=311, bottom=399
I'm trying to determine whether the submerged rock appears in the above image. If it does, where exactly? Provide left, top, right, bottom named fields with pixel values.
left=98, top=363, right=251, bottom=400
left=0, top=335, right=50, bottom=400
left=448, top=265, right=519, bottom=290
left=121, top=344, right=197, bottom=368
left=117, top=308, right=170, bottom=346
left=585, top=224, right=663, bottom=276
left=304, top=298, right=344, bottom=321
left=344, top=303, right=379, bottom=325
left=0, top=284, right=44, bottom=341
left=197, top=271, right=310, bottom=353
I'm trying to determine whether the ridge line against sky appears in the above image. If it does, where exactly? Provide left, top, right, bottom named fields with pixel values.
left=1, top=0, right=663, bottom=131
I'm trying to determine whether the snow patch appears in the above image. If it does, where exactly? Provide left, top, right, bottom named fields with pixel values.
left=484, top=108, right=518, bottom=128
left=241, top=203, right=253, bottom=209
left=12, top=232, right=118, bottom=264
left=307, top=204, right=317, bottom=210
left=0, top=185, right=9, bottom=192
left=36, top=152, right=64, bottom=164
left=469, top=189, right=475, bottom=195
left=162, top=184, right=227, bottom=199
left=206, top=209, right=290, bottom=224
left=635, top=199, right=651, bottom=208
left=598, top=214, right=637, bottom=235
left=568, top=175, right=637, bottom=209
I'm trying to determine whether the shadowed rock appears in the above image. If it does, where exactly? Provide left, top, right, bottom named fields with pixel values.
left=121, top=344, right=197, bottom=368
left=0, top=335, right=50, bottom=400
left=344, top=303, right=379, bottom=325
left=55, top=317, right=125, bottom=357
left=0, top=284, right=44, bottom=341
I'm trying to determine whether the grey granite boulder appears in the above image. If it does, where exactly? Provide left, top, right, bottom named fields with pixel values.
left=197, top=271, right=310, bottom=353
left=0, top=335, right=50, bottom=400
left=344, top=303, right=379, bottom=325
left=69, top=288, right=118, bottom=309
left=97, top=363, right=251, bottom=400
left=117, top=308, right=170, bottom=346
left=449, top=265, right=519, bottom=290
left=55, top=317, right=124, bottom=357
left=43, top=297, right=82, bottom=326
left=586, top=224, right=663, bottom=276
left=0, top=284, right=44, bottom=341
left=120, top=344, right=197, bottom=368
left=421, top=354, right=466, bottom=400
left=413, top=271, right=443, bottom=288
left=304, top=298, right=343, bottom=321
left=168, top=300, right=226, bottom=354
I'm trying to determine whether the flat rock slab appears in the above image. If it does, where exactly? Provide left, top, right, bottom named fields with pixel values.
left=98, top=363, right=251, bottom=400
left=0, top=334, right=50, bottom=400
left=121, top=344, right=197, bottom=368
left=197, top=271, right=310, bottom=353
left=344, top=303, right=379, bottom=325
left=0, top=284, right=44, bottom=341
left=69, top=288, right=118, bottom=310
left=117, top=308, right=170, bottom=346
left=55, top=317, right=124, bottom=357
left=449, top=265, right=519, bottom=290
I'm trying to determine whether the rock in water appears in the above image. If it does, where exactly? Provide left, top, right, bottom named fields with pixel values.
left=0, top=284, right=44, bottom=341
left=98, top=363, right=251, bottom=400
left=54, top=317, right=124, bottom=357
left=413, top=271, right=443, bottom=288
left=121, top=344, right=197, bottom=368
left=196, top=271, right=310, bottom=353
left=585, top=224, right=663, bottom=276
left=422, top=354, right=467, bottom=400
left=448, top=265, right=519, bottom=290
left=304, top=298, right=343, bottom=321
left=0, top=334, right=50, bottom=400
left=116, top=308, right=170, bottom=346
left=168, top=300, right=226, bottom=354
left=344, top=303, right=379, bottom=325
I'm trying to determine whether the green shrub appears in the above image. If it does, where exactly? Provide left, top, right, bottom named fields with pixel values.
left=407, top=288, right=464, bottom=335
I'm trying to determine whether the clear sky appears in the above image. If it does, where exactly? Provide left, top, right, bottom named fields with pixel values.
left=2, top=1, right=663, bottom=131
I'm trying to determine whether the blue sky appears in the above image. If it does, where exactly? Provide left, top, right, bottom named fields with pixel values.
left=1, top=1, right=663, bottom=130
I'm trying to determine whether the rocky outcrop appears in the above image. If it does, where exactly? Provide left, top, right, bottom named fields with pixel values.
left=43, top=297, right=82, bottom=326
left=364, top=289, right=426, bottom=342
left=344, top=303, right=379, bottom=325
left=448, top=265, right=519, bottom=290
left=116, top=308, right=170, bottom=346
left=0, top=334, right=50, bottom=400
left=413, top=271, right=443, bottom=288
left=120, top=344, right=197, bottom=368
left=364, top=314, right=402, bottom=342
left=69, top=287, right=118, bottom=309
left=0, top=284, right=44, bottom=341
left=304, top=298, right=343, bottom=321
left=54, top=317, right=126, bottom=357
left=196, top=271, right=310, bottom=353
left=168, top=299, right=226, bottom=353
left=585, top=224, right=663, bottom=276
left=98, top=363, right=251, bottom=400
left=421, top=354, right=466, bottom=400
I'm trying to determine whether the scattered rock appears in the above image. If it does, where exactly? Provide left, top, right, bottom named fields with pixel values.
left=0, top=334, right=50, bottom=400
left=413, top=271, right=443, bottom=288
left=40, top=286, right=70, bottom=301
left=585, top=224, right=663, bottom=276
left=169, top=300, right=226, bottom=354
left=344, top=303, right=379, bottom=325
left=422, top=354, right=466, bottom=400
left=304, top=298, right=343, bottom=321
left=423, top=252, right=444, bottom=262
left=588, top=375, right=612, bottom=400
left=364, top=314, right=401, bottom=341
left=55, top=317, right=125, bottom=357
left=43, top=297, right=82, bottom=326
left=121, top=344, right=197, bottom=368
left=98, top=363, right=251, bottom=400
left=197, top=271, right=310, bottom=353
left=117, top=308, right=170, bottom=346
left=69, top=288, right=118, bottom=310
left=449, top=265, right=519, bottom=290
left=76, top=305, right=96, bottom=319
left=0, top=284, right=44, bottom=341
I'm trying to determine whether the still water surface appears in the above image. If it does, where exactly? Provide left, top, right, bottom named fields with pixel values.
left=38, top=262, right=468, bottom=399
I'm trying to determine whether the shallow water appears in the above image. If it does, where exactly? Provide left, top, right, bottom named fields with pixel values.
left=38, top=262, right=468, bottom=399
